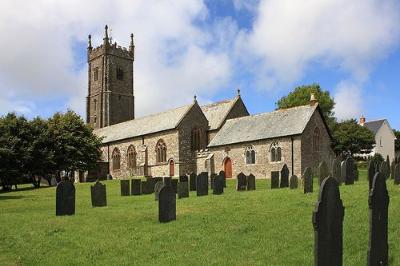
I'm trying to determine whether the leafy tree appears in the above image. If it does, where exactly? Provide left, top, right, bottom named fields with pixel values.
left=332, top=119, right=375, bottom=156
left=394, top=129, right=400, bottom=152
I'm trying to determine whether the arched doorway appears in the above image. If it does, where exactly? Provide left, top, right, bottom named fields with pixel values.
left=169, top=159, right=174, bottom=177
left=224, top=158, right=232, bottom=178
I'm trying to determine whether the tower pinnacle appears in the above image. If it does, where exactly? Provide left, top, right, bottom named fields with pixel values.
left=103, top=25, right=109, bottom=45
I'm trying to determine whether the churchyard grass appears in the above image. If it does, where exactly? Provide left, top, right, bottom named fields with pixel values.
left=1, top=169, right=400, bottom=265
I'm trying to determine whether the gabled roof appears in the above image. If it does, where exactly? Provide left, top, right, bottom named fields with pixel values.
left=201, top=97, right=238, bottom=130
left=208, top=105, right=318, bottom=147
left=95, top=103, right=194, bottom=143
left=364, top=119, right=386, bottom=135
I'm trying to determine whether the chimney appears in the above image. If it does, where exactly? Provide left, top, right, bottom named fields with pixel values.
left=310, top=93, right=318, bottom=106
left=359, top=116, right=366, bottom=126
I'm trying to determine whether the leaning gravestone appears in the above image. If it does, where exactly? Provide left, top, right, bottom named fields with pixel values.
left=213, top=174, right=224, bottom=195
left=247, top=174, right=256, bottom=190
left=171, top=179, right=178, bottom=194
left=237, top=172, right=247, bottom=191
left=318, top=161, right=329, bottom=185
left=280, top=164, right=289, bottom=188
left=196, top=172, right=208, bottom=196
left=56, top=180, right=75, bottom=216
left=131, top=179, right=141, bottom=195
left=368, top=161, right=376, bottom=190
left=179, top=175, right=188, bottom=183
left=368, top=172, right=389, bottom=266
left=271, top=171, right=279, bottom=189
left=189, top=173, right=197, bottom=191
left=289, top=175, right=298, bottom=189
left=391, top=161, right=396, bottom=180
left=120, top=180, right=130, bottom=196
left=312, top=176, right=344, bottom=266
left=219, top=171, right=226, bottom=188
left=344, top=158, right=355, bottom=185
left=91, top=181, right=107, bottom=207
left=332, top=158, right=342, bottom=185
left=303, top=167, right=313, bottom=194
left=394, top=164, right=400, bottom=185
left=177, top=182, right=189, bottom=199
left=154, top=181, right=164, bottom=201
left=379, top=161, right=390, bottom=180
left=159, top=183, right=176, bottom=223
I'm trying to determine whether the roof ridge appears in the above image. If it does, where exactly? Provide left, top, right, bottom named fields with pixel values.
left=364, top=119, right=386, bottom=123
left=201, top=97, right=237, bottom=108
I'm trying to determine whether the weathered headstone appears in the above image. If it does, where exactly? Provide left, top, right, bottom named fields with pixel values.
left=379, top=161, right=390, bottom=180
left=303, top=167, right=313, bottom=194
left=141, top=180, right=153, bottom=195
left=154, top=181, right=164, bottom=201
left=289, top=175, right=298, bottom=189
left=390, top=161, right=396, bottom=180
left=120, top=180, right=130, bottom=196
left=247, top=174, right=256, bottom=190
left=179, top=175, right=188, bottom=183
left=158, top=184, right=176, bottom=223
left=213, top=174, right=224, bottom=195
left=344, top=158, right=355, bottom=185
left=177, top=182, right=189, bottom=199
left=148, top=178, right=156, bottom=193
left=131, top=179, right=141, bottom=195
left=219, top=170, right=226, bottom=188
left=368, top=161, right=376, bottom=190
left=318, top=161, right=329, bottom=185
left=56, top=180, right=75, bottom=216
left=237, top=172, right=247, bottom=191
left=280, top=164, right=289, bottom=188
left=312, top=176, right=344, bottom=266
left=368, top=172, right=389, bottom=266
left=332, top=158, right=342, bottom=185
left=91, top=181, right=107, bottom=207
left=340, top=160, right=346, bottom=185
left=271, top=171, right=279, bottom=189
left=189, top=173, right=197, bottom=191
left=196, top=172, right=208, bottom=196
left=394, top=164, right=400, bottom=185
left=171, top=179, right=178, bottom=194
left=210, top=174, right=217, bottom=190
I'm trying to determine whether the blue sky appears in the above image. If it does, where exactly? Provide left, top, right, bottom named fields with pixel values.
left=0, top=0, right=399, bottom=129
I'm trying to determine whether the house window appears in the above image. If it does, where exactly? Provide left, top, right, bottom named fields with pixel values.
left=191, top=128, right=204, bottom=151
left=94, top=67, right=99, bottom=81
left=245, top=146, right=256, bottom=164
left=116, top=67, right=124, bottom=80
left=156, top=139, right=167, bottom=163
left=112, top=148, right=121, bottom=171
left=270, top=142, right=282, bottom=162
left=127, top=145, right=136, bottom=169
left=313, top=127, right=320, bottom=152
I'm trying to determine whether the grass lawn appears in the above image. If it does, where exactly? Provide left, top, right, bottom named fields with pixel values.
left=1, top=170, right=399, bottom=265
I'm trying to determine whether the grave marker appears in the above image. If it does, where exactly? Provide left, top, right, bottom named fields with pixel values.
left=131, top=179, right=141, bottom=195
left=213, top=174, right=224, bottom=195
left=219, top=171, right=226, bottom=188
left=354, top=163, right=359, bottom=181
left=289, top=175, right=298, bottom=189
left=332, top=158, right=341, bottom=185
left=303, top=167, right=313, bottom=194
left=154, top=181, right=164, bottom=201
left=318, top=161, right=329, bottom=185
left=394, top=164, right=400, bottom=185
left=271, top=171, right=279, bottom=189
left=177, top=182, right=189, bottom=199
left=280, top=164, right=289, bottom=188
left=158, top=184, right=176, bottom=223
left=390, top=161, right=396, bottom=180
left=379, top=161, right=390, bottom=180
left=368, top=161, right=376, bottom=190
left=179, top=175, right=188, bottom=183
left=171, top=179, right=178, bottom=194
left=247, top=174, right=256, bottom=191
left=56, top=180, right=75, bottom=216
left=237, top=172, right=247, bottom=191
left=196, top=172, right=208, bottom=196
left=189, top=173, right=196, bottom=191
left=120, top=180, right=130, bottom=196
left=91, top=181, right=107, bottom=207
left=344, top=158, right=355, bottom=185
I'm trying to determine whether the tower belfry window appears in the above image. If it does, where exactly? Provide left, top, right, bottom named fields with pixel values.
left=116, top=68, right=124, bottom=80
left=94, top=67, right=99, bottom=81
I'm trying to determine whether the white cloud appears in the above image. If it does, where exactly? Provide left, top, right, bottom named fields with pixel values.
left=333, top=81, right=363, bottom=120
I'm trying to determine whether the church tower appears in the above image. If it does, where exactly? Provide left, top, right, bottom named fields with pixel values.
left=86, top=25, right=135, bottom=129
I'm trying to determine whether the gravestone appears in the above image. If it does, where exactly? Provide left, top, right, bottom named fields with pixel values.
left=280, top=164, right=289, bottom=188
left=210, top=174, right=217, bottom=190
left=213, top=174, right=224, bottom=195
left=196, top=172, right=208, bottom=196
left=91, top=181, right=107, bottom=207
left=158, top=184, right=176, bottom=223
left=354, top=163, right=359, bottom=181
left=318, top=161, right=329, bottom=185
left=171, top=179, right=178, bottom=194
left=141, top=180, right=152, bottom=195
left=289, top=175, right=298, bottom=189
left=237, top=172, right=247, bottom=191
left=394, top=164, right=400, bottom=185
left=247, top=174, right=256, bottom=191
left=107, top=174, right=113, bottom=180
left=189, top=173, right=197, bottom=191
left=120, top=180, right=130, bottom=196
left=154, top=181, right=164, bottom=201
left=147, top=178, right=156, bottom=193
left=332, top=158, right=342, bottom=185
left=219, top=171, right=226, bottom=188
left=390, top=161, right=396, bottom=180
left=367, top=172, right=389, bottom=266
left=379, top=161, right=390, bottom=180
left=177, top=182, right=189, bottom=199
left=179, top=175, right=188, bottom=183
left=271, top=171, right=279, bottom=189
left=131, top=179, right=141, bottom=195
left=344, top=158, right=355, bottom=185
left=154, top=177, right=163, bottom=183
left=312, top=176, right=344, bottom=266
left=303, top=167, right=313, bottom=194
left=56, top=180, right=75, bottom=216
left=368, top=161, right=376, bottom=190
left=340, top=161, right=346, bottom=185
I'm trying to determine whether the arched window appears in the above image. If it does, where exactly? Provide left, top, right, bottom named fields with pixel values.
left=112, top=148, right=121, bottom=171
left=156, top=139, right=167, bottom=163
left=127, top=145, right=136, bottom=169
left=245, top=146, right=256, bottom=164
left=313, top=128, right=320, bottom=152
left=191, top=128, right=204, bottom=151
left=93, top=67, right=99, bottom=81
left=270, top=142, right=282, bottom=162
left=116, top=67, right=124, bottom=80
left=276, top=147, right=282, bottom=161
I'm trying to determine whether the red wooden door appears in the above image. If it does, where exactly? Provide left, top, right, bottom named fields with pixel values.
left=169, top=160, right=174, bottom=177
left=224, top=158, right=232, bottom=178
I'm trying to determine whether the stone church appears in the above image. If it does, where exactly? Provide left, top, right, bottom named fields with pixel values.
left=87, top=26, right=334, bottom=180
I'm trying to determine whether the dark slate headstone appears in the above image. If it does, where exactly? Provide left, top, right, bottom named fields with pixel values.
left=120, top=180, right=130, bottom=196
left=289, top=175, right=298, bottom=189
left=318, top=161, right=329, bottom=185
left=390, top=161, right=396, bottom=180
left=210, top=174, right=217, bottom=190
left=379, top=161, right=390, bottom=180
left=179, top=175, right=188, bottom=183
left=177, top=182, right=189, bottom=199
left=237, top=172, right=247, bottom=191
left=158, top=184, right=176, bottom=223
left=189, top=173, right=197, bottom=191
left=303, top=167, right=313, bottom=194
left=147, top=178, right=156, bottom=193
left=154, top=177, right=163, bottom=183
left=219, top=171, right=226, bottom=188
left=368, top=161, right=376, bottom=190
left=368, top=172, right=389, bottom=266
left=394, top=164, right=400, bottom=185
left=354, top=163, right=359, bottom=182
left=131, top=179, right=141, bottom=195
left=312, top=176, right=344, bottom=266
left=154, top=181, right=165, bottom=201
left=280, top=164, right=289, bottom=188
left=247, top=174, right=256, bottom=191
left=196, top=172, right=208, bottom=196
left=271, top=171, right=279, bottom=189
left=141, top=180, right=152, bottom=195
left=56, top=180, right=75, bottom=216
left=332, top=158, right=342, bottom=185
left=171, top=179, right=178, bottom=194
left=91, top=181, right=107, bottom=207
left=344, top=157, right=355, bottom=185
left=213, top=174, right=224, bottom=195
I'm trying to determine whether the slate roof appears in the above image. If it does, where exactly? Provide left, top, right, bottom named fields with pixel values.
left=363, top=119, right=386, bottom=135
left=94, top=103, right=194, bottom=143
left=201, top=97, right=238, bottom=130
left=208, top=105, right=318, bottom=147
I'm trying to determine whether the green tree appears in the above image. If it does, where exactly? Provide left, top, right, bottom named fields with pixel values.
left=394, top=129, right=400, bottom=152
left=332, top=119, right=375, bottom=156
